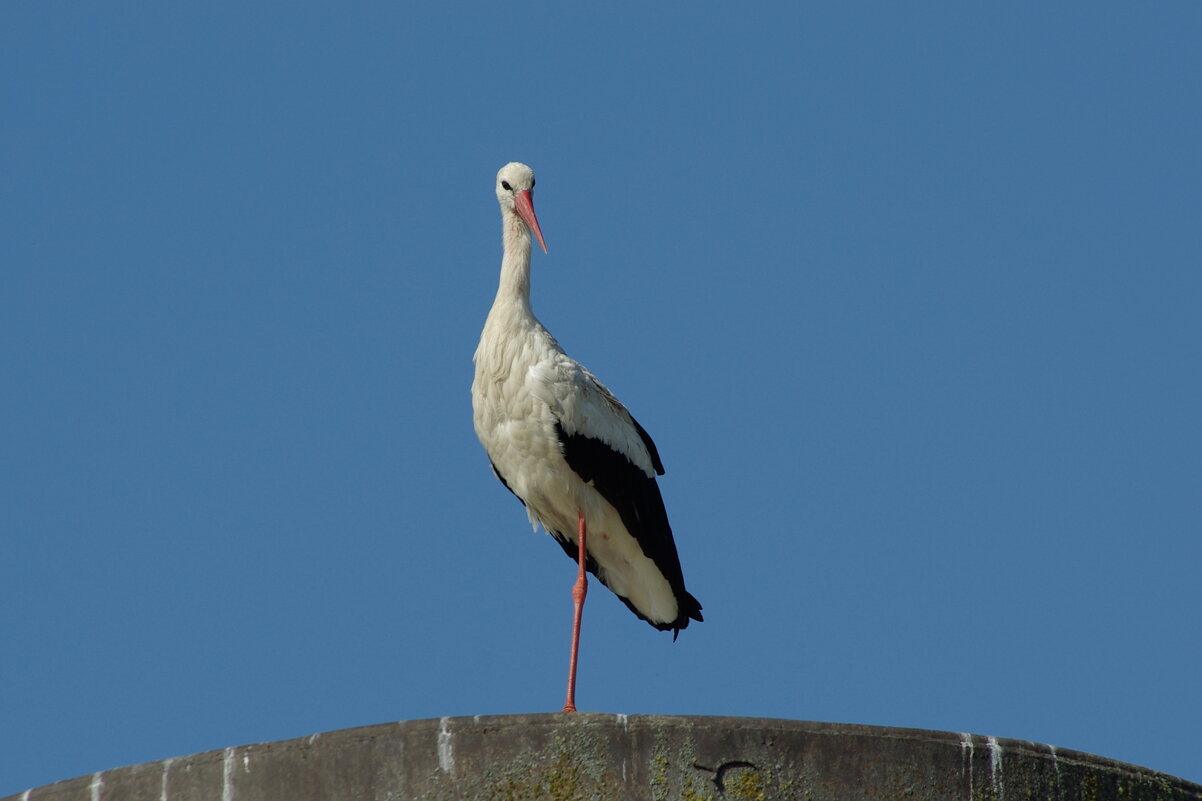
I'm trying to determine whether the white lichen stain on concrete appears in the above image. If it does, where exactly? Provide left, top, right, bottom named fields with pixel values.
left=1049, top=744, right=1063, bottom=796
left=987, top=736, right=1004, bottom=801
left=437, top=717, right=455, bottom=774
left=160, top=757, right=174, bottom=801
left=223, top=747, right=236, bottom=801
left=959, top=732, right=974, bottom=801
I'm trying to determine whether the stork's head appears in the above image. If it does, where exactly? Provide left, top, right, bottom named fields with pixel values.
left=496, top=162, right=548, bottom=253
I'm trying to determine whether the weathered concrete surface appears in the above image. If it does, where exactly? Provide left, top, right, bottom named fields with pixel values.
left=6, top=714, right=1200, bottom=801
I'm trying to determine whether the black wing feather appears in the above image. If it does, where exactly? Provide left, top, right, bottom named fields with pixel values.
left=554, top=420, right=702, bottom=634
left=629, top=415, right=665, bottom=475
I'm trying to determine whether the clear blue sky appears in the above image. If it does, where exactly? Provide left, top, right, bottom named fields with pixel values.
left=3, top=2, right=1200, bottom=794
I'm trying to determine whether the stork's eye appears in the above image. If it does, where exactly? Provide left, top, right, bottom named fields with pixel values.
left=531, top=178, right=535, bottom=187
left=501, top=180, right=513, bottom=191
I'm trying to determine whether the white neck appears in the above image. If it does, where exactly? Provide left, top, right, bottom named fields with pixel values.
left=494, top=207, right=534, bottom=313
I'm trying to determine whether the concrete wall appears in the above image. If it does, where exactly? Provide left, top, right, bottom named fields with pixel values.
left=7, top=714, right=1200, bottom=801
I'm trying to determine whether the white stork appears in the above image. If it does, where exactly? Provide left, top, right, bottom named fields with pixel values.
left=471, top=162, right=703, bottom=712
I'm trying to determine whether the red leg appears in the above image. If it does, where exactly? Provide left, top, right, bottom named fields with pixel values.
left=563, top=511, right=588, bottom=713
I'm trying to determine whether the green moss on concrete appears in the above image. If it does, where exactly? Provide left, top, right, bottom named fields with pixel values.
left=724, top=766, right=766, bottom=801
left=484, top=727, right=618, bottom=801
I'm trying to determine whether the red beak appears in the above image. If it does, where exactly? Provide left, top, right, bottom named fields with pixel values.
left=514, top=189, right=548, bottom=253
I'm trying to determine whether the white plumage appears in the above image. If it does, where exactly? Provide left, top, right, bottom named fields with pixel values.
left=472, top=163, right=701, bottom=708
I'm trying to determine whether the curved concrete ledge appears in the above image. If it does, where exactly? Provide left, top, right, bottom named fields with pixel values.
left=7, top=714, right=1200, bottom=801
